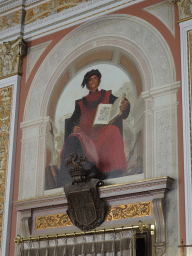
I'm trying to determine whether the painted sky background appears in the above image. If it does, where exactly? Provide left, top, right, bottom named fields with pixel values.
left=55, top=64, right=130, bottom=120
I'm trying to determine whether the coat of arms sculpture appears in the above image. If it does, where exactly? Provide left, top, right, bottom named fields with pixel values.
left=64, top=153, right=106, bottom=231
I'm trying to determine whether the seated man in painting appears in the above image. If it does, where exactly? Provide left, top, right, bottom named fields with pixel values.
left=58, top=69, right=130, bottom=187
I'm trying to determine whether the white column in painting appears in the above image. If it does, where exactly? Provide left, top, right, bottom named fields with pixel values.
left=19, top=117, right=52, bottom=199
left=0, top=75, right=21, bottom=256
left=131, top=96, right=146, bottom=177
left=132, top=91, right=155, bottom=180
left=143, top=94, right=154, bottom=179
left=180, top=19, right=192, bottom=256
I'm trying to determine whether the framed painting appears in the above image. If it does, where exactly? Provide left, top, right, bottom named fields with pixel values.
left=45, top=64, right=143, bottom=190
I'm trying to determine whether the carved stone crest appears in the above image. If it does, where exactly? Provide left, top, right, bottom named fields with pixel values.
left=64, top=153, right=106, bottom=231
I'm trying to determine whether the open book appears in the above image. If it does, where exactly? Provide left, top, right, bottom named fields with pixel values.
left=93, top=92, right=126, bottom=127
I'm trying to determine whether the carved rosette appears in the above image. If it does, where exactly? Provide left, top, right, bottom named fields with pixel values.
left=0, top=37, right=27, bottom=79
left=0, top=86, right=12, bottom=246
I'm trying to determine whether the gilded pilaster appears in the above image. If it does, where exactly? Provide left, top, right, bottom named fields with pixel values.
left=0, top=85, right=13, bottom=246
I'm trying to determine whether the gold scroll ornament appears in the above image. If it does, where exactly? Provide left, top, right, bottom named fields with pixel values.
left=35, top=201, right=151, bottom=230
left=0, top=10, right=25, bottom=32
left=25, top=0, right=88, bottom=25
left=0, top=86, right=12, bottom=246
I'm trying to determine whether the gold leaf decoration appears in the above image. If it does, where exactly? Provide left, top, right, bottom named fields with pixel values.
left=35, top=201, right=151, bottom=230
left=0, top=10, right=22, bottom=31
left=25, top=0, right=89, bottom=25
left=35, top=213, right=73, bottom=230
left=105, top=201, right=151, bottom=221
left=0, top=86, right=12, bottom=246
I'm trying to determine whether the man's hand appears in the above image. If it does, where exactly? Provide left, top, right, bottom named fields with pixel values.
left=119, top=100, right=129, bottom=112
left=73, top=126, right=81, bottom=133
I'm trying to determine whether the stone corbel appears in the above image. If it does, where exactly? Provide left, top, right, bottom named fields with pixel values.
left=153, top=198, right=166, bottom=256
left=21, top=210, right=32, bottom=238
left=0, top=37, right=27, bottom=80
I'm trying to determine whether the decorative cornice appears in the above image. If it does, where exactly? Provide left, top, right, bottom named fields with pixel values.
left=24, top=0, right=85, bottom=25
left=0, top=0, right=22, bottom=14
left=0, top=9, right=25, bottom=33
left=0, top=37, right=27, bottom=80
left=14, top=176, right=173, bottom=211
left=14, top=177, right=172, bottom=237
left=0, top=0, right=144, bottom=41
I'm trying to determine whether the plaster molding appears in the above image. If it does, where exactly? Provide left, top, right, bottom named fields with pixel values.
left=20, top=116, right=50, bottom=129
left=179, top=19, right=192, bottom=255
left=0, top=0, right=22, bottom=14
left=19, top=140, right=38, bottom=200
left=155, top=108, right=176, bottom=177
left=140, top=81, right=180, bottom=99
left=24, top=0, right=46, bottom=6
left=26, top=40, right=51, bottom=81
left=144, top=1, right=175, bottom=37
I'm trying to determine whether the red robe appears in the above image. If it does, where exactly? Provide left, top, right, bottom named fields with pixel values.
left=61, top=90, right=127, bottom=174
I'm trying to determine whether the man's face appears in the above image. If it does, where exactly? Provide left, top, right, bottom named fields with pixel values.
left=87, top=75, right=99, bottom=93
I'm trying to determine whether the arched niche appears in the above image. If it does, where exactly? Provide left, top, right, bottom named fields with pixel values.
left=19, top=14, right=178, bottom=200
left=45, top=61, right=142, bottom=190
left=47, top=48, right=142, bottom=121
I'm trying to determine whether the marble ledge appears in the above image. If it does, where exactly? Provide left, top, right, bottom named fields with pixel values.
left=14, top=176, right=174, bottom=212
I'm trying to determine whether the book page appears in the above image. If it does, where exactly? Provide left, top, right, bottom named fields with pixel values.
left=109, top=92, right=126, bottom=123
left=93, top=104, right=112, bottom=127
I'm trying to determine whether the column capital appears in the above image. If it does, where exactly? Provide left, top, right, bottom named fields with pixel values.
left=169, top=0, right=192, bottom=22
left=0, top=37, right=27, bottom=80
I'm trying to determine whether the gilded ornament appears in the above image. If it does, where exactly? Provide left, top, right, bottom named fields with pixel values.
left=105, top=201, right=151, bottom=221
left=35, top=213, right=73, bottom=230
left=0, top=86, right=12, bottom=246
left=0, top=37, right=27, bottom=80
left=35, top=201, right=151, bottom=230
left=170, top=0, right=192, bottom=21
left=0, top=10, right=22, bottom=31
left=25, top=0, right=89, bottom=25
